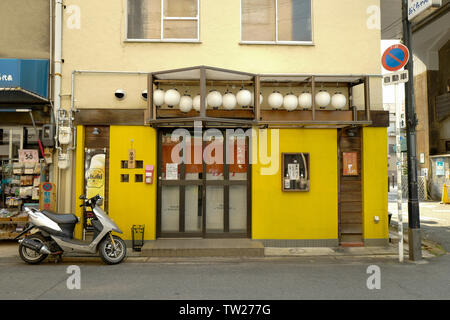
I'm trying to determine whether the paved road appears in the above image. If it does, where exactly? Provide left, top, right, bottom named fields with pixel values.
left=0, top=255, right=449, bottom=300
left=388, top=190, right=450, bottom=251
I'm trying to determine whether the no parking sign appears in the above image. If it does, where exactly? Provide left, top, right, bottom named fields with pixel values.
left=382, top=44, right=410, bottom=72
left=39, top=182, right=56, bottom=211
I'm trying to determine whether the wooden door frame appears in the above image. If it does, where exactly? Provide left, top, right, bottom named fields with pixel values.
left=156, top=128, right=252, bottom=239
left=337, top=127, right=363, bottom=245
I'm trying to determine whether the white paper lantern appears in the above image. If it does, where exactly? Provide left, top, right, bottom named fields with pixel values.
left=164, top=88, right=181, bottom=108
left=179, top=94, right=193, bottom=113
left=283, top=93, right=298, bottom=111
left=236, top=88, right=252, bottom=107
left=153, top=89, right=165, bottom=106
left=193, top=95, right=201, bottom=112
left=331, top=92, right=347, bottom=109
left=268, top=91, right=283, bottom=110
left=298, top=92, right=312, bottom=109
left=222, top=92, right=237, bottom=110
left=315, top=90, right=331, bottom=108
left=207, top=90, right=222, bottom=109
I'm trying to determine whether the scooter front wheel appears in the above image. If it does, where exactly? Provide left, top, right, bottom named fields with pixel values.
left=99, top=235, right=126, bottom=265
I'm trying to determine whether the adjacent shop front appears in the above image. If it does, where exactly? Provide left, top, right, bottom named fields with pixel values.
left=74, top=66, right=389, bottom=247
left=0, top=58, right=54, bottom=239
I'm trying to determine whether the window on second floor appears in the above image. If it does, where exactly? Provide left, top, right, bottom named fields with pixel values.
left=127, top=0, right=199, bottom=42
left=241, top=0, right=312, bottom=44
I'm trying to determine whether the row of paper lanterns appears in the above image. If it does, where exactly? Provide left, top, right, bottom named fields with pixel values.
left=153, top=88, right=347, bottom=112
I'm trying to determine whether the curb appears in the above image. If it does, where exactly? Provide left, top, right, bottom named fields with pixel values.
left=0, top=252, right=406, bottom=264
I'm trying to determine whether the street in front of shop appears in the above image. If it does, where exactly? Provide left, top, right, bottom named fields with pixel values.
left=0, top=246, right=448, bottom=300
left=1, top=201, right=447, bottom=300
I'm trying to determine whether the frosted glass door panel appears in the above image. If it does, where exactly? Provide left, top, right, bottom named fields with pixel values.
left=161, top=185, right=179, bottom=232
left=206, top=186, right=224, bottom=232
left=185, top=185, right=202, bottom=232
left=229, top=185, right=247, bottom=232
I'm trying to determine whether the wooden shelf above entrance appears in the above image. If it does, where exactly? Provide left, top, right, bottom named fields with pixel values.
left=147, top=66, right=380, bottom=127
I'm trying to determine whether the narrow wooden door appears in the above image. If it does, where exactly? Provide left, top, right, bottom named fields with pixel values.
left=338, top=128, right=363, bottom=246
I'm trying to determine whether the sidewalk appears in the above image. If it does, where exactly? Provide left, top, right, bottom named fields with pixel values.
left=0, top=230, right=441, bottom=264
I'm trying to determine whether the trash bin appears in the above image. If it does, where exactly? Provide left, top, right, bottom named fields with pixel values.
left=131, top=224, right=145, bottom=252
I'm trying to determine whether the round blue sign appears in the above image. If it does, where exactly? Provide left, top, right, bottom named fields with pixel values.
left=382, top=44, right=410, bottom=72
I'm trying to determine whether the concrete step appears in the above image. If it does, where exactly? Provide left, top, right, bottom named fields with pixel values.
left=141, top=239, right=265, bottom=257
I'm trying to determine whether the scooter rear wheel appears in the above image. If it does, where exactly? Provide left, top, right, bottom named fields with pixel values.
left=99, top=235, right=126, bottom=265
left=19, top=234, right=48, bottom=265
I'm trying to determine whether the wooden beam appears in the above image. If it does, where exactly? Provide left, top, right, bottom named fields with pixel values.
left=364, top=76, right=371, bottom=121
left=200, top=67, right=206, bottom=118
left=311, top=76, right=316, bottom=121
left=74, top=109, right=145, bottom=125
left=154, top=79, right=254, bottom=86
left=254, top=75, right=261, bottom=122
left=157, top=108, right=253, bottom=119
left=147, top=73, right=154, bottom=123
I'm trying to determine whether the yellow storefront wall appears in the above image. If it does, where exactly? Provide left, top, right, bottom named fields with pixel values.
left=362, top=127, right=389, bottom=242
left=108, top=126, right=157, bottom=240
left=75, top=125, right=157, bottom=241
left=75, top=126, right=387, bottom=244
left=252, top=128, right=338, bottom=240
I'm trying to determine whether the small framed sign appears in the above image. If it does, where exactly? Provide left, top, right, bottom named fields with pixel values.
left=343, top=152, right=358, bottom=176
left=19, top=149, right=39, bottom=164
left=281, top=153, right=310, bottom=192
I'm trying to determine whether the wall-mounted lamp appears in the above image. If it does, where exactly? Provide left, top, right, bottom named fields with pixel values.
left=347, top=127, right=358, bottom=137
left=92, top=127, right=100, bottom=135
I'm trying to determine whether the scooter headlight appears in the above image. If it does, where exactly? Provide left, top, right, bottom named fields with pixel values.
left=96, top=198, right=103, bottom=206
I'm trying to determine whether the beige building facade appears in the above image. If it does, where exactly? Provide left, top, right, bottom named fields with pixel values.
left=58, top=0, right=384, bottom=213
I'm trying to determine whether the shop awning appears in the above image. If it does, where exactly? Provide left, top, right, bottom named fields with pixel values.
left=0, top=59, right=49, bottom=105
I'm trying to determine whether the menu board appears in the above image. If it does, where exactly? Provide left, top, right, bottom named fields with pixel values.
left=166, top=163, right=178, bottom=180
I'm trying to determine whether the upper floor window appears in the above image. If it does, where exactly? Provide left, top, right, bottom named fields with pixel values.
left=241, top=0, right=312, bottom=44
left=127, top=0, right=199, bottom=42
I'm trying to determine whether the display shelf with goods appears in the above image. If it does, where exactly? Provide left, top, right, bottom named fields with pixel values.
left=0, top=158, right=47, bottom=239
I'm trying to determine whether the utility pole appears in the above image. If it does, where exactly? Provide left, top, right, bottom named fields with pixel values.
left=402, top=0, right=422, bottom=261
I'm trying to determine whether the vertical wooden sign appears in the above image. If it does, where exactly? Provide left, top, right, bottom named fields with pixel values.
left=128, top=149, right=136, bottom=169
left=343, top=152, right=358, bottom=176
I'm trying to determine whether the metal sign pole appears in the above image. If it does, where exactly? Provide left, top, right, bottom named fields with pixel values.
left=395, top=83, right=404, bottom=263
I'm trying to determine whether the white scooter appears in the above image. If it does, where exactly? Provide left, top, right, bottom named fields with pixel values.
left=16, top=194, right=126, bottom=265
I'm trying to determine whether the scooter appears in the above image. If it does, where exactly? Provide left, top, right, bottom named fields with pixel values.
left=15, top=194, right=126, bottom=265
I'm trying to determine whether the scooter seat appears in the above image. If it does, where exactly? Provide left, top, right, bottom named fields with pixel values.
left=42, top=210, right=78, bottom=224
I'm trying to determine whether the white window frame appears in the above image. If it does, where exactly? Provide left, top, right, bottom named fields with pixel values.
left=240, top=0, right=314, bottom=45
left=125, top=0, right=201, bottom=43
